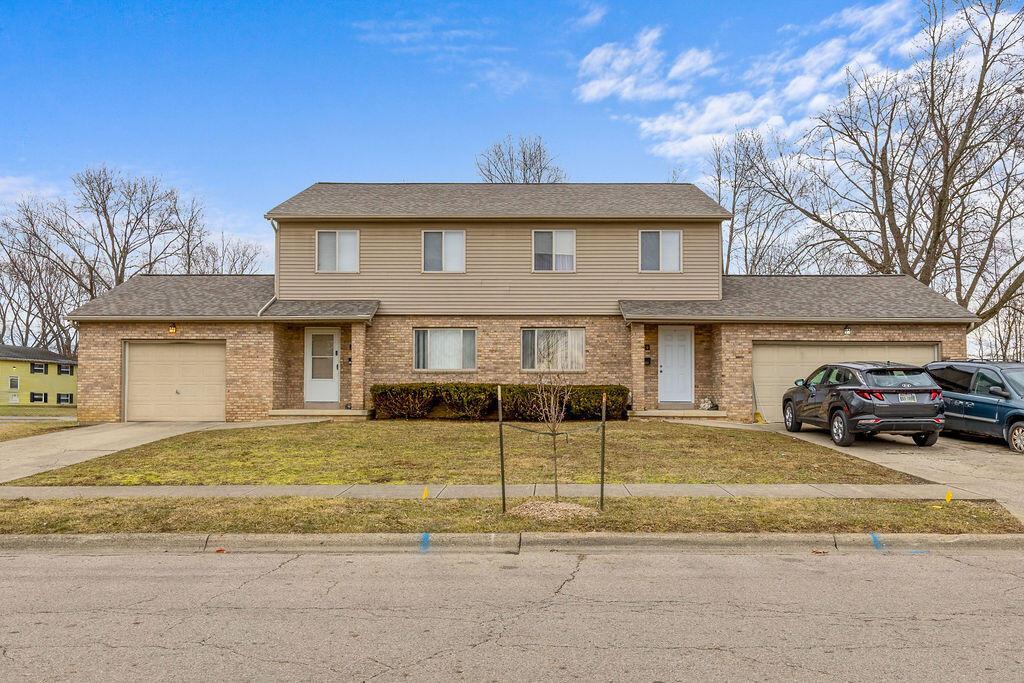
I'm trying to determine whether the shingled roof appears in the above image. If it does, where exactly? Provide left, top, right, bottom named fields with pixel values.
left=620, top=275, right=977, bottom=324
left=265, top=183, right=732, bottom=220
left=67, top=275, right=379, bottom=322
left=0, top=344, right=76, bottom=365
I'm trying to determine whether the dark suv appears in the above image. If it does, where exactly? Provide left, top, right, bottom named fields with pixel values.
left=782, top=362, right=945, bottom=447
left=925, top=360, right=1024, bottom=453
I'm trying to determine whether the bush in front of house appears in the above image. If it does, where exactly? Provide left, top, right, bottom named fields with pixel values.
left=369, top=382, right=630, bottom=420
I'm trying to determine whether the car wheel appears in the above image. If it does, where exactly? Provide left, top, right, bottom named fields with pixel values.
left=912, top=432, right=939, bottom=447
left=783, top=402, right=801, bottom=432
left=1008, top=422, right=1024, bottom=454
left=830, top=411, right=855, bottom=447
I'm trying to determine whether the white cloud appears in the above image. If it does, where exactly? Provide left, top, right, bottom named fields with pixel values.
left=0, top=175, right=59, bottom=204
left=576, top=27, right=717, bottom=102
left=573, top=2, right=607, bottom=30
left=576, top=0, right=921, bottom=167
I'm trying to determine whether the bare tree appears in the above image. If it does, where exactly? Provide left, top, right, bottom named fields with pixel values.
left=701, top=133, right=815, bottom=274
left=476, top=134, right=567, bottom=183
left=743, top=0, right=1024, bottom=325
left=0, top=165, right=265, bottom=353
left=530, top=375, right=573, bottom=502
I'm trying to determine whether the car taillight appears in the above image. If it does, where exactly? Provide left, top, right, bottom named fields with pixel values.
left=855, top=390, right=885, bottom=400
left=930, top=389, right=942, bottom=401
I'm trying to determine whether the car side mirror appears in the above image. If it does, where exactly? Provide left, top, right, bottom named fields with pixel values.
left=990, top=385, right=1010, bottom=399
left=794, top=379, right=805, bottom=387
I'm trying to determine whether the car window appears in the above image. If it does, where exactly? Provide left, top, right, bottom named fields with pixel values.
left=865, top=369, right=933, bottom=388
left=1002, top=368, right=1024, bottom=396
left=929, top=365, right=973, bottom=393
left=827, top=367, right=853, bottom=385
left=806, top=367, right=829, bottom=385
left=973, top=369, right=1004, bottom=396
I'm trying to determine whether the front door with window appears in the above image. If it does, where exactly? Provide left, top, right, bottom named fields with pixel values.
left=304, top=328, right=340, bottom=403
left=658, top=325, right=694, bottom=403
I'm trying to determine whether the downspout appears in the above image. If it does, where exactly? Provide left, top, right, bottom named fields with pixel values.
left=270, top=219, right=280, bottom=298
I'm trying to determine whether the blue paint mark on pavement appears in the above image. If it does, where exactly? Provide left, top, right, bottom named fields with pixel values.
left=869, top=531, right=885, bottom=551
left=420, top=532, right=430, bottom=553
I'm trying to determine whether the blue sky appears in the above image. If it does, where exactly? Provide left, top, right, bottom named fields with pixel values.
left=0, top=0, right=919, bottom=262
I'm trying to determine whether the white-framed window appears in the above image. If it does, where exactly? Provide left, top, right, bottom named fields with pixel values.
left=29, top=392, right=48, bottom=403
left=315, top=230, right=359, bottom=273
left=414, top=329, right=476, bottom=371
left=521, top=328, right=585, bottom=371
left=8, top=376, right=18, bottom=390
left=58, top=364, right=74, bottom=376
left=639, top=230, right=682, bottom=272
left=422, top=230, right=466, bottom=273
left=56, top=393, right=74, bottom=405
left=533, top=230, right=576, bottom=272
left=30, top=362, right=47, bottom=374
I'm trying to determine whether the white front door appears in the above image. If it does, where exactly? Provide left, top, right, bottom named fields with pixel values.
left=304, top=328, right=340, bottom=403
left=658, top=325, right=694, bottom=403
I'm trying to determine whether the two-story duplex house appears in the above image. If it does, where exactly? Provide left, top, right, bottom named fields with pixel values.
left=68, top=183, right=976, bottom=423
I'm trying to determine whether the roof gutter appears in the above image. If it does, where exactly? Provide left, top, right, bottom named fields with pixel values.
left=263, top=214, right=731, bottom=222
left=621, top=315, right=979, bottom=324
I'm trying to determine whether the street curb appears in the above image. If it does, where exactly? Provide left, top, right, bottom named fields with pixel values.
left=3, top=532, right=1024, bottom=554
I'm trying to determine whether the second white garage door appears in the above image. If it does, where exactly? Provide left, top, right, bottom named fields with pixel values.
left=752, top=342, right=939, bottom=423
left=125, top=342, right=226, bottom=421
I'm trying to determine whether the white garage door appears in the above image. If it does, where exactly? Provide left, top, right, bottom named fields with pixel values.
left=125, top=342, right=226, bottom=421
left=752, top=342, right=939, bottom=423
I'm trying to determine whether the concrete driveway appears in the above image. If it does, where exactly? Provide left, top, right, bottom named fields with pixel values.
left=760, top=422, right=1024, bottom=519
left=0, top=419, right=322, bottom=483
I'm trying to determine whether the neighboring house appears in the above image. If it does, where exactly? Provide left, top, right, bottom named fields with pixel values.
left=0, top=344, right=77, bottom=407
left=67, top=183, right=976, bottom=423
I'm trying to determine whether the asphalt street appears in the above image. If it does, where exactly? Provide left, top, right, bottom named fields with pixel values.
left=2, top=546, right=1023, bottom=681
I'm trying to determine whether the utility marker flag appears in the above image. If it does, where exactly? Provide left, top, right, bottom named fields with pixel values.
left=946, top=489, right=953, bottom=503
left=423, top=486, right=429, bottom=500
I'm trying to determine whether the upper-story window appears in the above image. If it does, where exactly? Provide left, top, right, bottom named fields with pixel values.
left=58, top=364, right=74, bottom=376
left=422, top=230, right=465, bottom=273
left=316, top=230, right=359, bottom=273
left=639, top=230, right=682, bottom=272
left=533, top=230, right=575, bottom=272
left=30, top=362, right=47, bottom=374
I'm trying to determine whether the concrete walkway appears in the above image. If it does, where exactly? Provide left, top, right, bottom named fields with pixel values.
left=0, top=482, right=986, bottom=500
left=0, top=419, right=323, bottom=484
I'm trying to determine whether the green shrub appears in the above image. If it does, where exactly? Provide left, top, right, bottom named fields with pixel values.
left=370, top=383, right=437, bottom=418
left=437, top=383, right=497, bottom=420
left=567, top=385, right=630, bottom=420
left=370, top=382, right=630, bottom=421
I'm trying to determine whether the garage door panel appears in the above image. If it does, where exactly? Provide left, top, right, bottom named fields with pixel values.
left=752, top=343, right=938, bottom=423
left=126, top=343, right=226, bottom=422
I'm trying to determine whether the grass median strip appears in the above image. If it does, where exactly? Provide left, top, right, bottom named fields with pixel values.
left=10, top=420, right=921, bottom=486
left=0, top=422, right=77, bottom=443
left=0, top=497, right=1016, bottom=534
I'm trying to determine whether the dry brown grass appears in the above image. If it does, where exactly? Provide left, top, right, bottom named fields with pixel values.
left=0, top=421, right=76, bottom=443
left=0, top=497, right=1016, bottom=534
left=10, top=420, right=920, bottom=487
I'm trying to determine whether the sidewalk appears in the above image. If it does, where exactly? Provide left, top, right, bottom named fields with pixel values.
left=0, top=482, right=987, bottom=500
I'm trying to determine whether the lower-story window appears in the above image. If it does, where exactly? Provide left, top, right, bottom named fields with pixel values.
left=521, top=328, right=585, bottom=371
left=29, top=392, right=48, bottom=403
left=56, top=393, right=74, bottom=405
left=414, top=328, right=476, bottom=370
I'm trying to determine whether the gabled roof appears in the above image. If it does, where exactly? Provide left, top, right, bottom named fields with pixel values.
left=620, top=275, right=978, bottom=324
left=0, top=344, right=76, bottom=365
left=66, top=275, right=380, bottom=322
left=68, top=275, right=277, bottom=320
left=265, top=183, right=731, bottom=221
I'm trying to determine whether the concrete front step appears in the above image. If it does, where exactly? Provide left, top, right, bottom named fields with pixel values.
left=630, top=409, right=731, bottom=419
left=267, top=409, right=369, bottom=421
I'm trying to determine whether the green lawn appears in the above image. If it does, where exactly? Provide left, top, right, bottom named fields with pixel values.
left=0, top=421, right=77, bottom=443
left=0, top=496, right=1015, bottom=534
left=0, top=405, right=76, bottom=417
left=11, top=419, right=923, bottom=486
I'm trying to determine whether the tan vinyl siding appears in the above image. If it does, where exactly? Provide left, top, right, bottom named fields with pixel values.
left=277, top=221, right=722, bottom=315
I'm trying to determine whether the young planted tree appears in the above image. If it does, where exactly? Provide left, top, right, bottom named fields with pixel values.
left=530, top=375, right=573, bottom=502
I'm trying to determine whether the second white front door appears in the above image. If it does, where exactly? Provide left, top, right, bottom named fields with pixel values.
left=304, top=328, right=340, bottom=403
left=658, top=325, right=694, bottom=403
